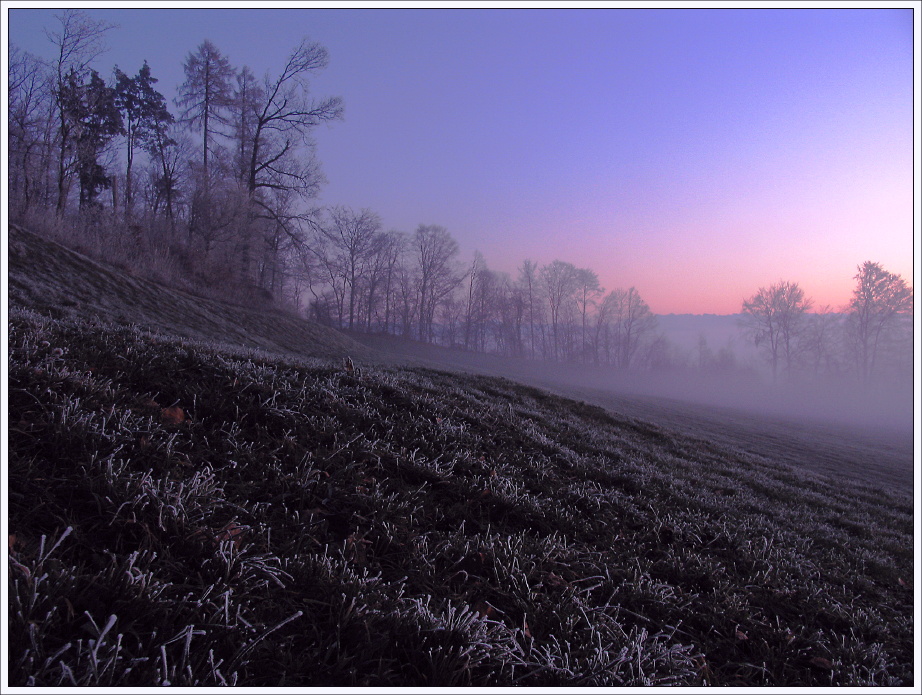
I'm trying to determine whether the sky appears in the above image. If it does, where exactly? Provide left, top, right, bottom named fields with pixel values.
left=5, top=3, right=917, bottom=314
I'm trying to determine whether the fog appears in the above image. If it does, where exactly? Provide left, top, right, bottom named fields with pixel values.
left=354, top=331, right=914, bottom=492
left=359, top=331, right=911, bottom=432
left=546, top=362, right=914, bottom=435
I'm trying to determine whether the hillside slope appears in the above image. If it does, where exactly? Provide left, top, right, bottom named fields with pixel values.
left=4, top=223, right=917, bottom=687
left=7, top=309, right=915, bottom=686
left=7, top=223, right=374, bottom=361
left=349, top=331, right=914, bottom=493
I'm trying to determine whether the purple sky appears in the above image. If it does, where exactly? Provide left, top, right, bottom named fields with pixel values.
left=6, top=5, right=915, bottom=314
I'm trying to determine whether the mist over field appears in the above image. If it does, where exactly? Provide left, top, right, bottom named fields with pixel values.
left=349, top=327, right=914, bottom=494
left=548, top=354, right=914, bottom=433
left=352, top=310, right=914, bottom=432
left=625, top=313, right=912, bottom=431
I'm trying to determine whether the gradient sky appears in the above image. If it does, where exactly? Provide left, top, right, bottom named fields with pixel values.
left=6, top=4, right=916, bottom=314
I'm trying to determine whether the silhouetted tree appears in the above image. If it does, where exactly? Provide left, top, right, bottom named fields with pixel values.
left=59, top=69, right=123, bottom=209
left=642, top=334, right=675, bottom=372
left=395, top=259, right=419, bottom=338
left=114, top=61, right=172, bottom=217
left=46, top=9, right=117, bottom=213
left=609, top=287, right=657, bottom=369
left=496, top=274, right=526, bottom=356
left=465, top=252, right=502, bottom=351
left=144, top=120, right=186, bottom=228
left=741, top=280, right=812, bottom=381
left=592, top=288, right=617, bottom=364
left=846, top=261, right=913, bottom=382
left=412, top=225, right=461, bottom=343
left=800, top=306, right=843, bottom=377
left=376, top=231, right=405, bottom=334
left=471, top=265, right=500, bottom=352
left=518, top=259, right=542, bottom=359
left=8, top=46, right=54, bottom=214
left=314, top=206, right=383, bottom=329
left=574, top=267, right=602, bottom=363
left=236, top=42, right=341, bottom=281
left=176, top=40, right=235, bottom=188
left=177, top=40, right=235, bottom=247
left=231, top=65, right=261, bottom=185
left=541, top=260, right=579, bottom=361
left=256, top=186, right=310, bottom=297
left=357, top=230, right=399, bottom=332
left=238, top=39, right=342, bottom=205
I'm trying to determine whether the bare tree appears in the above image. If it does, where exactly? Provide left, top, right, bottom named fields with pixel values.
left=593, top=289, right=617, bottom=365
left=540, top=260, right=579, bottom=361
left=232, top=65, right=262, bottom=185
left=574, top=267, right=602, bottom=363
left=350, top=229, right=405, bottom=334
left=8, top=46, right=54, bottom=214
left=641, top=334, right=676, bottom=372
left=355, top=230, right=396, bottom=331
left=469, top=264, right=499, bottom=352
left=239, top=39, right=342, bottom=204
left=314, top=206, right=383, bottom=329
left=439, top=295, right=464, bottom=347
left=395, top=259, right=419, bottom=338
left=518, top=259, right=543, bottom=359
left=412, top=224, right=461, bottom=343
left=496, top=274, right=526, bottom=356
left=306, top=229, right=345, bottom=327
left=800, top=306, right=843, bottom=377
left=608, top=287, right=657, bottom=369
left=143, top=120, right=189, bottom=230
left=741, top=280, right=812, bottom=381
left=256, top=186, right=313, bottom=298
left=463, top=251, right=488, bottom=350
left=229, top=39, right=343, bottom=285
left=846, top=261, right=913, bottom=382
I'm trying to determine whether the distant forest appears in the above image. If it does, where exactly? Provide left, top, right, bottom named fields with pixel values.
left=8, top=11, right=913, bottom=385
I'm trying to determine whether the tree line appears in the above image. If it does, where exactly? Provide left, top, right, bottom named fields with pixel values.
left=9, top=11, right=912, bottom=383
left=304, top=222, right=660, bottom=368
left=7, top=11, right=662, bottom=368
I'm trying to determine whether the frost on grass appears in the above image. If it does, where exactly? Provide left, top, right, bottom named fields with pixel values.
left=7, top=308, right=914, bottom=686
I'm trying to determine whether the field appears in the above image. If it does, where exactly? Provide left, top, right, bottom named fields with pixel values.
left=5, top=224, right=917, bottom=687
left=351, top=331, right=915, bottom=494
